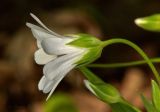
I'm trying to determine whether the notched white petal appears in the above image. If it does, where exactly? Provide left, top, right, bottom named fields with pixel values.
left=39, top=73, right=68, bottom=100
left=26, top=23, right=50, bottom=34
left=38, top=76, right=46, bottom=90
left=38, top=75, right=56, bottom=94
left=27, top=23, right=58, bottom=41
left=46, top=75, right=66, bottom=100
left=43, top=80, right=55, bottom=93
left=41, top=38, right=79, bottom=55
left=34, top=49, right=57, bottom=65
left=30, top=13, right=62, bottom=37
left=43, top=50, right=84, bottom=80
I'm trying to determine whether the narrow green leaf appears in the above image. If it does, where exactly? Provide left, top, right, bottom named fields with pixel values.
left=141, top=95, right=158, bottom=112
left=152, top=80, right=160, bottom=112
left=111, top=101, right=141, bottom=112
left=135, top=14, right=160, bottom=32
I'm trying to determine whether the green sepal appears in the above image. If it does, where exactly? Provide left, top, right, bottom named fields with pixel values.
left=67, top=33, right=103, bottom=66
left=135, top=14, right=160, bottom=32
left=141, top=94, right=158, bottom=112
left=67, top=33, right=102, bottom=48
left=152, top=80, right=160, bottom=112
left=76, top=46, right=103, bottom=66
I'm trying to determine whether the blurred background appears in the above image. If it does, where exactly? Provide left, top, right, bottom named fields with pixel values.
left=1, top=0, right=160, bottom=112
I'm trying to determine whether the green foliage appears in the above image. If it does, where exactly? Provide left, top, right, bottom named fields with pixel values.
left=141, top=80, right=160, bottom=112
left=135, top=14, right=160, bottom=32
left=141, top=95, right=158, bottom=112
left=152, top=80, right=160, bottom=112
left=44, top=93, right=78, bottom=112
left=80, top=67, right=141, bottom=112
left=111, top=101, right=141, bottom=112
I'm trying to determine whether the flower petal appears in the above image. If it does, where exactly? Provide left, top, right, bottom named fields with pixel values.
left=34, top=49, right=57, bottom=65
left=43, top=51, right=84, bottom=80
left=38, top=76, right=46, bottom=91
left=46, top=75, right=65, bottom=100
left=43, top=64, right=74, bottom=94
left=38, top=75, right=54, bottom=93
left=41, top=38, right=79, bottom=55
left=43, top=81, right=54, bottom=93
left=45, top=64, right=75, bottom=100
left=38, top=66, right=74, bottom=100
left=26, top=23, right=58, bottom=41
left=43, top=80, right=54, bottom=93
left=38, top=52, right=83, bottom=100
left=30, top=13, right=62, bottom=37
left=37, top=40, right=42, bottom=48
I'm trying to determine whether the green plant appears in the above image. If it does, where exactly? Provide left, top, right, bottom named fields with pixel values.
left=28, top=13, right=160, bottom=112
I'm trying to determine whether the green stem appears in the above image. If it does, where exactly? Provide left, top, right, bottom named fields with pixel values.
left=101, top=38, right=160, bottom=84
left=87, top=58, right=160, bottom=68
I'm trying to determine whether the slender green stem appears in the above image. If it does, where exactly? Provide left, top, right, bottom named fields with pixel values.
left=101, top=38, right=160, bottom=84
left=87, top=58, right=160, bottom=68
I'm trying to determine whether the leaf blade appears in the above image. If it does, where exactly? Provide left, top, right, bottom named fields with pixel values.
left=152, top=80, right=160, bottom=112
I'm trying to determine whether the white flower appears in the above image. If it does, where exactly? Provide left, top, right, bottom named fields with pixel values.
left=26, top=13, right=103, bottom=100
left=26, top=13, right=87, bottom=100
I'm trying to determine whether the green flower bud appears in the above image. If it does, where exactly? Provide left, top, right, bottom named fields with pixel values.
left=84, top=80, right=121, bottom=103
left=135, top=14, right=160, bottom=32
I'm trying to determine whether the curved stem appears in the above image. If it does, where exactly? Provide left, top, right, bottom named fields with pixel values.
left=87, top=58, right=160, bottom=68
left=101, top=38, right=160, bottom=84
